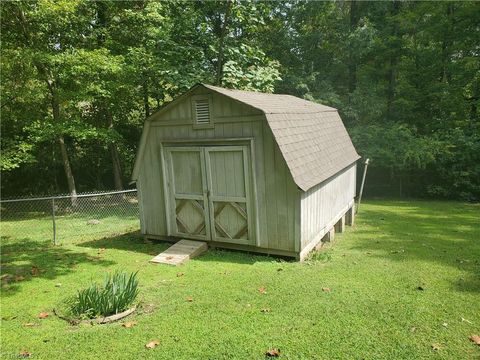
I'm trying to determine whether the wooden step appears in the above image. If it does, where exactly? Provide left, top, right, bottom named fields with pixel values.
left=150, top=239, right=208, bottom=266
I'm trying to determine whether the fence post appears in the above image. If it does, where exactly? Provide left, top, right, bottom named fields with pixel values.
left=356, top=158, right=370, bottom=214
left=51, top=198, right=57, bottom=245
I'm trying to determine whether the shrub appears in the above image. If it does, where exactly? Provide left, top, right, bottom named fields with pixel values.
left=67, top=271, right=139, bottom=319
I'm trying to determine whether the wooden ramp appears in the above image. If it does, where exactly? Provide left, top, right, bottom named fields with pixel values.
left=150, top=239, right=208, bottom=266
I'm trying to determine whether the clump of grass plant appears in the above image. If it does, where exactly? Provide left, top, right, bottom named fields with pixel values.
left=67, top=271, right=139, bottom=319
left=307, top=249, right=333, bottom=263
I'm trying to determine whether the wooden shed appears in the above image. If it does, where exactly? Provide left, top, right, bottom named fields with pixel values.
left=132, top=84, right=360, bottom=260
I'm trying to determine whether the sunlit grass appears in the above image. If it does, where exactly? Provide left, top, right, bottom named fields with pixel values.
left=1, top=209, right=139, bottom=245
left=1, top=200, right=479, bottom=359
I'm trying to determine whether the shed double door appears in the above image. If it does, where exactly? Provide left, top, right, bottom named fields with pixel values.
left=165, top=146, right=253, bottom=245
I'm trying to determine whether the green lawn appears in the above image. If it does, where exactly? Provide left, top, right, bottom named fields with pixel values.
left=0, top=197, right=139, bottom=245
left=1, top=200, right=479, bottom=359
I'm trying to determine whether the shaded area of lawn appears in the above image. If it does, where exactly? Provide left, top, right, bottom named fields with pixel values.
left=80, top=233, right=286, bottom=265
left=78, top=232, right=168, bottom=256
left=1, top=239, right=115, bottom=296
left=1, top=200, right=479, bottom=359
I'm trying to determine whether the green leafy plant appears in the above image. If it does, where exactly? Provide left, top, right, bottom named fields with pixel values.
left=67, top=271, right=139, bottom=319
left=308, top=250, right=333, bottom=263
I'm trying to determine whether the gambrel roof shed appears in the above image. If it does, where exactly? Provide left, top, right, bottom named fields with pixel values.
left=132, top=84, right=360, bottom=191
left=132, top=83, right=359, bottom=260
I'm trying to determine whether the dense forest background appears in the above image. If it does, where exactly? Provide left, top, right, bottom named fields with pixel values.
left=1, top=1, right=479, bottom=200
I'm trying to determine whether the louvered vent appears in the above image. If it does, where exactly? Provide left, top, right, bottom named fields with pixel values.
left=195, top=99, right=210, bottom=125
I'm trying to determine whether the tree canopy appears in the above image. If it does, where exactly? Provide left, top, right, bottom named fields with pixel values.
left=1, top=1, right=479, bottom=200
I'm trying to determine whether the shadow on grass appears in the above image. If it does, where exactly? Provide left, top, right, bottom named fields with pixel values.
left=352, top=201, right=480, bottom=293
left=78, top=231, right=170, bottom=256
left=79, top=232, right=284, bottom=265
left=0, top=238, right=115, bottom=296
left=197, top=247, right=291, bottom=265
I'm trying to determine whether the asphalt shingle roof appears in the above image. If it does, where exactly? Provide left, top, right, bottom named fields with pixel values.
left=203, top=84, right=360, bottom=191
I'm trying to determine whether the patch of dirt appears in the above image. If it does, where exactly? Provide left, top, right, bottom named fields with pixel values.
left=141, top=303, right=156, bottom=315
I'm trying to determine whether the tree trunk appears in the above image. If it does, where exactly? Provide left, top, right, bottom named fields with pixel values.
left=46, top=78, right=77, bottom=205
left=440, top=3, right=455, bottom=84
left=348, top=0, right=358, bottom=96
left=50, top=82, right=77, bottom=205
left=216, top=0, right=233, bottom=86
left=143, top=73, right=150, bottom=118
left=110, top=145, right=123, bottom=190
left=58, top=135, right=77, bottom=205
left=468, top=60, right=479, bottom=124
left=105, top=108, right=124, bottom=190
left=17, top=6, right=77, bottom=203
left=386, top=0, right=401, bottom=120
left=398, top=174, right=403, bottom=198
left=386, top=56, right=397, bottom=118
left=52, top=143, right=60, bottom=193
left=95, top=155, right=103, bottom=190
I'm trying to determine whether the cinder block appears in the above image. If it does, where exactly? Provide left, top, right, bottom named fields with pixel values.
left=345, top=206, right=355, bottom=226
left=321, top=228, right=335, bottom=243
left=334, top=215, right=346, bottom=233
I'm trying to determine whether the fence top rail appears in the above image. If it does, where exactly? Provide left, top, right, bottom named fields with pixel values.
left=0, top=189, right=137, bottom=203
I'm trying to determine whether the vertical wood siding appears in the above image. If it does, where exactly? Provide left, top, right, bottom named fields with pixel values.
left=300, top=163, right=356, bottom=250
left=136, top=131, right=166, bottom=235
left=136, top=90, right=301, bottom=252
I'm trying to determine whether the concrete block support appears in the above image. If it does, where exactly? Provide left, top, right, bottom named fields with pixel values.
left=334, top=215, right=346, bottom=233
left=345, top=206, right=355, bottom=226
left=321, top=228, right=335, bottom=243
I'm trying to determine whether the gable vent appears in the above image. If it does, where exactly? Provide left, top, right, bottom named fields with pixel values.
left=195, top=99, right=211, bottom=125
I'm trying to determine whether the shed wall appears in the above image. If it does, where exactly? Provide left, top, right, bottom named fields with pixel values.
left=300, top=163, right=356, bottom=251
left=136, top=90, right=300, bottom=253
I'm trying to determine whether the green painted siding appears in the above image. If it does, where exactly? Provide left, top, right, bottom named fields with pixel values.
left=136, top=90, right=301, bottom=253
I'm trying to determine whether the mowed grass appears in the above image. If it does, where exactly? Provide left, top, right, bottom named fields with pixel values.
left=1, top=200, right=479, bottom=359
left=0, top=205, right=139, bottom=245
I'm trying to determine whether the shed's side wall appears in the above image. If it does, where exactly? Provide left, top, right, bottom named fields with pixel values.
left=300, top=163, right=356, bottom=251
left=136, top=89, right=300, bottom=253
left=261, top=123, right=301, bottom=253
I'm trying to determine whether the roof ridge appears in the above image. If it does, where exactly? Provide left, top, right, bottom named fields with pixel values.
left=264, top=109, right=338, bottom=115
left=201, top=84, right=338, bottom=112
left=203, top=83, right=290, bottom=96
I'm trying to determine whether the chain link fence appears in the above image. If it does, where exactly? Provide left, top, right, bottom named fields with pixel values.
left=0, top=189, right=140, bottom=245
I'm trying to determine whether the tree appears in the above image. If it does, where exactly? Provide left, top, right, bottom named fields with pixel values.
left=1, top=0, right=479, bottom=200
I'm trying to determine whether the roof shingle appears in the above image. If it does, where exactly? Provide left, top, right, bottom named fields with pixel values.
left=202, top=84, right=360, bottom=191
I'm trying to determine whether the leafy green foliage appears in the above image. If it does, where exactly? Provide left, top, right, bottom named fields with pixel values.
left=222, top=47, right=281, bottom=92
left=67, top=271, right=139, bottom=318
left=426, top=129, right=480, bottom=200
left=1, top=1, right=479, bottom=199
left=262, top=1, right=480, bottom=199
left=350, top=123, right=440, bottom=171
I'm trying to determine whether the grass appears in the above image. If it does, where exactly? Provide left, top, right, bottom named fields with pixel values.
left=0, top=204, right=139, bottom=245
left=1, top=200, right=479, bottom=359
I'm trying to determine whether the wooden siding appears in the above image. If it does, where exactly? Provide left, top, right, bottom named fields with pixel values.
left=300, top=163, right=356, bottom=250
left=260, top=122, right=300, bottom=252
left=156, top=87, right=262, bottom=124
left=136, top=90, right=300, bottom=252
left=136, top=131, right=166, bottom=235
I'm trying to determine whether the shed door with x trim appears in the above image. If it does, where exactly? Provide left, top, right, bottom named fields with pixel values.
left=165, top=145, right=253, bottom=245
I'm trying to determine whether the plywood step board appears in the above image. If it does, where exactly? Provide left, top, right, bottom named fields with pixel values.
left=150, top=239, right=208, bottom=266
